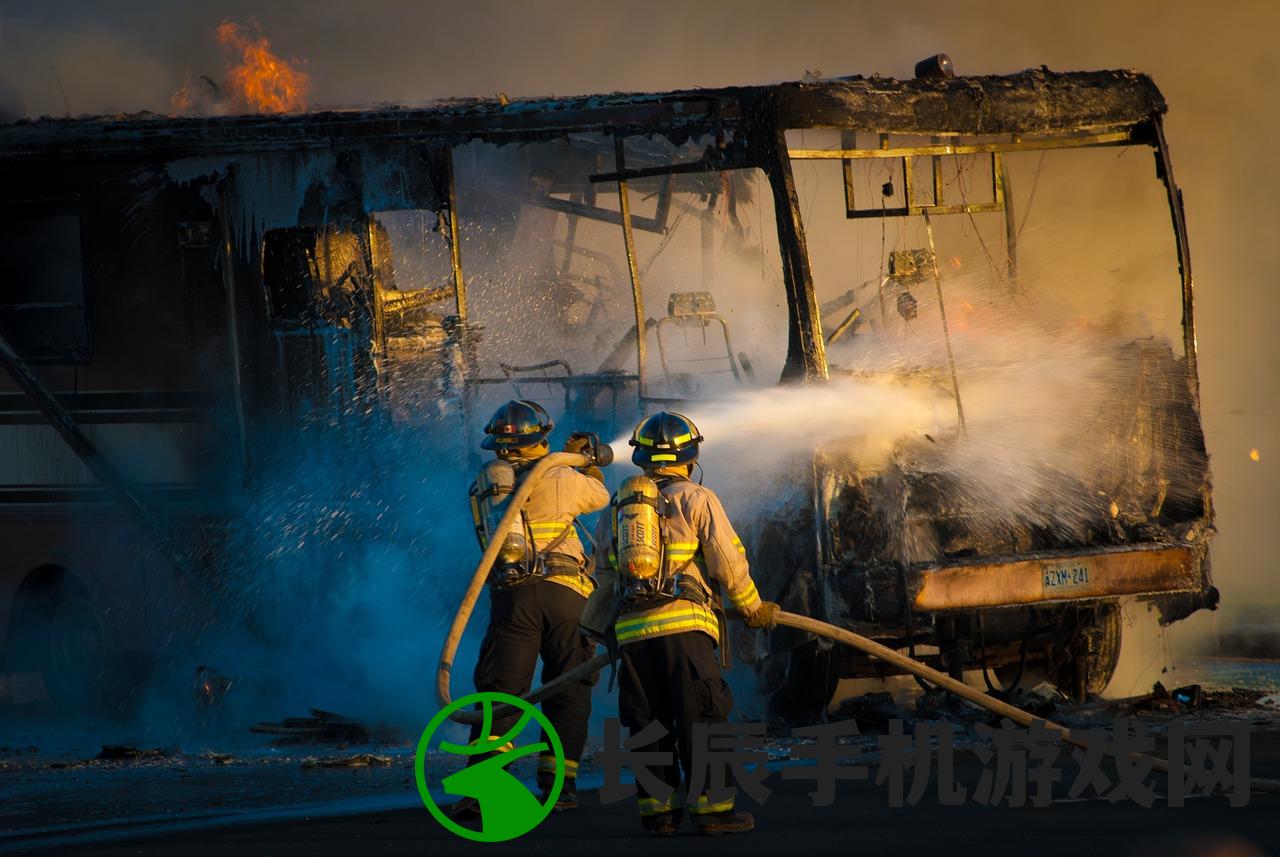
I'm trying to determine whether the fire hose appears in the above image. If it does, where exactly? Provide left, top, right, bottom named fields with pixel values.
left=436, top=451, right=610, bottom=725
left=436, top=456, right=1280, bottom=794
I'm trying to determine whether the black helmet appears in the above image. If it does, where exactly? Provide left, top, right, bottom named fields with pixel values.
left=482, top=400, right=553, bottom=451
left=629, top=411, right=703, bottom=466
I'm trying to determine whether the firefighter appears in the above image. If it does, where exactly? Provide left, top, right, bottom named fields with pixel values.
left=582, top=411, right=778, bottom=836
left=446, top=399, right=611, bottom=821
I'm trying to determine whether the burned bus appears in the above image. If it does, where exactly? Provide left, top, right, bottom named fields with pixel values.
left=0, top=61, right=1214, bottom=714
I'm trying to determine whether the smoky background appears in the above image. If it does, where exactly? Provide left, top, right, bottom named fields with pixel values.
left=0, top=0, right=1274, bottom=735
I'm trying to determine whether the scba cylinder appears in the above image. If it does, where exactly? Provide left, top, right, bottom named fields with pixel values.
left=615, top=475, right=663, bottom=594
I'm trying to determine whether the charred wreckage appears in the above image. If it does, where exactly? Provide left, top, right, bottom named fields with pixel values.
left=0, top=58, right=1215, bottom=717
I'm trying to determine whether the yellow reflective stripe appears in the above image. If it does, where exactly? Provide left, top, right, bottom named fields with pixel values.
left=638, top=795, right=678, bottom=815
left=615, top=605, right=719, bottom=644
left=688, top=795, right=736, bottom=814
left=634, top=434, right=655, bottom=447
left=615, top=605, right=713, bottom=631
left=727, top=579, right=760, bottom=609
left=732, top=536, right=746, bottom=555
left=650, top=453, right=677, bottom=461
left=538, top=754, right=577, bottom=775
left=528, top=522, right=570, bottom=534
left=543, top=573, right=594, bottom=598
left=672, top=431, right=693, bottom=445
left=666, top=541, right=698, bottom=562
left=618, top=618, right=715, bottom=640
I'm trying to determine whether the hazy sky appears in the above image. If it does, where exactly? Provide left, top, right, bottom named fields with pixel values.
left=0, top=0, right=1275, bottom=608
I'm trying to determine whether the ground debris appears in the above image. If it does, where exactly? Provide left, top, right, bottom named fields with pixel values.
left=1200, top=686, right=1270, bottom=709
left=301, top=753, right=393, bottom=769
left=915, top=688, right=987, bottom=725
left=831, top=691, right=908, bottom=730
left=1002, top=682, right=1066, bottom=717
left=96, top=745, right=174, bottom=762
left=251, top=708, right=400, bottom=746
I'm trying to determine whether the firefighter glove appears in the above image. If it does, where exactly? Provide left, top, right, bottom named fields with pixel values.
left=743, top=601, right=780, bottom=630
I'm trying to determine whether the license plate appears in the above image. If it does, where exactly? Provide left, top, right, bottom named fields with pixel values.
left=1042, top=561, right=1091, bottom=595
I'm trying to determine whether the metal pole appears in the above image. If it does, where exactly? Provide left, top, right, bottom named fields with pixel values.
left=763, top=127, right=828, bottom=382
left=215, top=184, right=251, bottom=479
left=1151, top=114, right=1200, bottom=405
left=997, top=153, right=1020, bottom=293
left=923, top=211, right=967, bottom=433
left=445, top=148, right=468, bottom=324
left=615, top=136, right=647, bottom=404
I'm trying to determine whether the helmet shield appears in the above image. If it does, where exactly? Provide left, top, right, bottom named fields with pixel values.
left=482, top=400, right=554, bottom=450
left=629, top=411, right=703, bottom=466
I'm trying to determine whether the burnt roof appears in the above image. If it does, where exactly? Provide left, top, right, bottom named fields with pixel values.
left=0, top=68, right=1165, bottom=162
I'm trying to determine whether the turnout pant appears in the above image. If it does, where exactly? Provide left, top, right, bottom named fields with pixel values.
left=617, top=630, right=735, bottom=818
left=471, top=579, right=594, bottom=781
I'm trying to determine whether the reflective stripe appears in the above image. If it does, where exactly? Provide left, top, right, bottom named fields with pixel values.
left=688, top=795, right=736, bottom=815
left=650, top=453, right=677, bottom=461
left=633, top=434, right=655, bottom=447
left=672, top=431, right=694, bottom=445
left=537, top=754, right=577, bottom=776
left=665, top=541, right=699, bottom=563
left=615, top=602, right=719, bottom=644
left=732, top=536, right=747, bottom=555
left=638, top=795, right=679, bottom=816
left=543, top=573, right=594, bottom=598
left=726, top=579, right=760, bottom=610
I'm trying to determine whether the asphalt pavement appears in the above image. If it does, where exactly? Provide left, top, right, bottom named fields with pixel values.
left=16, top=744, right=1280, bottom=857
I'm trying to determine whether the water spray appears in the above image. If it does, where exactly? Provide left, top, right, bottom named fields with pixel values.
left=434, top=456, right=1280, bottom=796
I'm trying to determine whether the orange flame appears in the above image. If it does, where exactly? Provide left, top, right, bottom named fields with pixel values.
left=216, top=20, right=310, bottom=114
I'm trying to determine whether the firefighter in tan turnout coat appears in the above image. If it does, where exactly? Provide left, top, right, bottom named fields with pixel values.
left=583, top=411, right=778, bottom=836
left=446, top=399, right=610, bottom=822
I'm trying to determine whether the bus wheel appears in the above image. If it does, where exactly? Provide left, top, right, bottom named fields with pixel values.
left=9, top=569, right=142, bottom=712
left=46, top=593, right=109, bottom=707
left=1049, top=604, right=1123, bottom=701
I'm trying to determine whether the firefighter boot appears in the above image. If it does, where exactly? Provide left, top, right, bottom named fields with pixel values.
left=641, top=809, right=684, bottom=837
left=538, top=771, right=578, bottom=812
left=692, top=809, right=755, bottom=835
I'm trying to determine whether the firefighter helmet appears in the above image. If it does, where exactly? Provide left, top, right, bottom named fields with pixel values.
left=481, top=399, right=554, bottom=450
left=629, top=411, right=703, bottom=466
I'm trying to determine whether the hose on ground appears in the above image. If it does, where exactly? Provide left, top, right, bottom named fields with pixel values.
left=773, top=609, right=1280, bottom=797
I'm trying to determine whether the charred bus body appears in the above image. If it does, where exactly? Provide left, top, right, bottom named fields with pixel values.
left=0, top=65, right=1214, bottom=712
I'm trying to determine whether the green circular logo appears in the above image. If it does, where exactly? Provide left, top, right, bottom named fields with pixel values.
left=415, top=691, right=564, bottom=842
